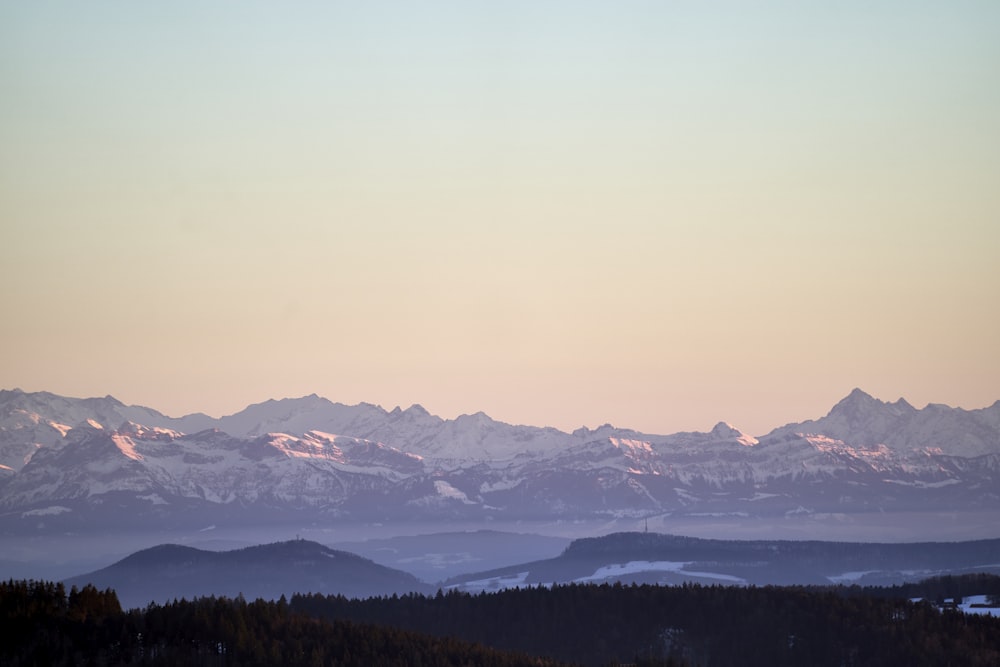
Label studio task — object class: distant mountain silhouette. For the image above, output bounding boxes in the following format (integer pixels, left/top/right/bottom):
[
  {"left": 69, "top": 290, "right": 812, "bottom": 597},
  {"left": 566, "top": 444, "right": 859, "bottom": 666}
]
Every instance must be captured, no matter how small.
[
  {"left": 444, "top": 531, "right": 1000, "bottom": 591},
  {"left": 65, "top": 539, "right": 431, "bottom": 609}
]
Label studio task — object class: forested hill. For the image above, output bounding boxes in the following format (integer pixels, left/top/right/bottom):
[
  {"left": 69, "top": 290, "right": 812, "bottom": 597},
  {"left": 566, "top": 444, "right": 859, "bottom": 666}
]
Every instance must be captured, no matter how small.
[
  {"left": 445, "top": 531, "right": 1000, "bottom": 589},
  {"left": 293, "top": 577, "right": 1000, "bottom": 666},
  {"left": 563, "top": 532, "right": 1000, "bottom": 576},
  {"left": 5, "top": 576, "right": 1000, "bottom": 666},
  {"left": 0, "top": 580, "right": 563, "bottom": 667},
  {"left": 64, "top": 539, "right": 431, "bottom": 608}
]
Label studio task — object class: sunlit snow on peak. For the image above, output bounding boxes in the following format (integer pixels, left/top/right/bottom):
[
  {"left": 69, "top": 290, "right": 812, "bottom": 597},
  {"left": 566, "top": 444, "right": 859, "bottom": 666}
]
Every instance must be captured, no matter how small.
[
  {"left": 110, "top": 434, "right": 143, "bottom": 462},
  {"left": 48, "top": 420, "right": 72, "bottom": 437},
  {"left": 609, "top": 437, "right": 654, "bottom": 454},
  {"left": 710, "top": 421, "right": 758, "bottom": 446}
]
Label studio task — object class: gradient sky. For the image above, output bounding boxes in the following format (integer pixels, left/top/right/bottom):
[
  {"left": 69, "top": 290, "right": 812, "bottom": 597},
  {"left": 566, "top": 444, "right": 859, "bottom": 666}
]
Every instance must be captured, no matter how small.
[{"left": 2, "top": 1, "right": 998, "bottom": 436}]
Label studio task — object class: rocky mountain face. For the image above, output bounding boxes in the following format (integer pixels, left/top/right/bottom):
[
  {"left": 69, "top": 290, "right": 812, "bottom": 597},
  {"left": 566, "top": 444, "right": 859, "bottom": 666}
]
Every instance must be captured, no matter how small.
[{"left": 0, "top": 388, "right": 997, "bottom": 532}]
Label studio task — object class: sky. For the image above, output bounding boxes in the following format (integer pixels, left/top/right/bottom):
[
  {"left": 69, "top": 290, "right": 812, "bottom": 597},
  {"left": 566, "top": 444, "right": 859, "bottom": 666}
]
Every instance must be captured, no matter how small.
[{"left": 2, "top": 1, "right": 998, "bottom": 436}]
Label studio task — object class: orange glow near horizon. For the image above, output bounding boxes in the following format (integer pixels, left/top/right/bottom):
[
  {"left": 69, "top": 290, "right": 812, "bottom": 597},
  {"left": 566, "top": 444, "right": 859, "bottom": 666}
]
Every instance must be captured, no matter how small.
[{"left": 1, "top": 2, "right": 998, "bottom": 436}]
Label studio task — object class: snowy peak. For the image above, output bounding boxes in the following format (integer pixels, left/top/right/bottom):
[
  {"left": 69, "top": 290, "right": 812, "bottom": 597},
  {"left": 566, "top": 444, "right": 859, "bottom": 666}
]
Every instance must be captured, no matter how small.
[
  {"left": 767, "top": 389, "right": 1000, "bottom": 458},
  {"left": 453, "top": 411, "right": 497, "bottom": 431},
  {"left": 826, "top": 388, "right": 916, "bottom": 423},
  {"left": 573, "top": 423, "right": 641, "bottom": 441},
  {"left": 827, "top": 388, "right": 879, "bottom": 419},
  {"left": 777, "top": 388, "right": 919, "bottom": 448},
  {"left": 2, "top": 388, "right": 1000, "bottom": 527},
  {"left": 116, "top": 421, "right": 182, "bottom": 441},
  {"left": 709, "top": 421, "right": 758, "bottom": 445},
  {"left": 217, "top": 395, "right": 389, "bottom": 439}
]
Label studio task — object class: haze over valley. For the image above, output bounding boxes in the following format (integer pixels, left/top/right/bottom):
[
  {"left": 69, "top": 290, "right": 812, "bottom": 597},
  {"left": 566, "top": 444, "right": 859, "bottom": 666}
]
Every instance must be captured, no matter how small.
[{"left": 1, "top": 387, "right": 997, "bottom": 585}]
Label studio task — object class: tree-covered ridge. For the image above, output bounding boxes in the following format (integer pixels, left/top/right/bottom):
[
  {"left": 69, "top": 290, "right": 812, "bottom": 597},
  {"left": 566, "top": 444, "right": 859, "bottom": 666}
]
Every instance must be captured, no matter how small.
[
  {"left": 4, "top": 576, "right": 1000, "bottom": 666},
  {"left": 860, "top": 572, "right": 1000, "bottom": 603},
  {"left": 0, "top": 579, "right": 563, "bottom": 667},
  {"left": 444, "top": 531, "right": 1000, "bottom": 588},
  {"left": 293, "top": 577, "right": 1000, "bottom": 667}
]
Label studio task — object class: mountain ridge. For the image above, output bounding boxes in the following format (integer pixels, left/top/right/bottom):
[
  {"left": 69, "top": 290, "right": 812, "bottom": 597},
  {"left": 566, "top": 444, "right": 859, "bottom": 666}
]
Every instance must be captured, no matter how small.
[
  {"left": 64, "top": 538, "right": 432, "bottom": 608},
  {"left": 443, "top": 530, "right": 1000, "bottom": 591},
  {"left": 1, "top": 388, "right": 998, "bottom": 534}
]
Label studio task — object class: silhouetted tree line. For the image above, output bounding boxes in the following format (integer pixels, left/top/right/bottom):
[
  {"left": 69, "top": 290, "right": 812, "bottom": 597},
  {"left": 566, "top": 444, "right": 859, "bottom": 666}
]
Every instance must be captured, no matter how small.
[
  {"left": 851, "top": 572, "right": 1000, "bottom": 603},
  {"left": 5, "top": 576, "right": 1000, "bottom": 666},
  {"left": 292, "top": 577, "right": 1000, "bottom": 666},
  {"left": 0, "top": 579, "right": 563, "bottom": 667}
]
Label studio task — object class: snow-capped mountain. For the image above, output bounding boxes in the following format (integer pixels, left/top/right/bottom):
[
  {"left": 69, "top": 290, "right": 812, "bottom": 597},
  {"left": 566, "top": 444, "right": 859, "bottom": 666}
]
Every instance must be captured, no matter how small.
[
  {"left": 769, "top": 387, "right": 1000, "bottom": 458},
  {"left": 0, "top": 388, "right": 997, "bottom": 532}
]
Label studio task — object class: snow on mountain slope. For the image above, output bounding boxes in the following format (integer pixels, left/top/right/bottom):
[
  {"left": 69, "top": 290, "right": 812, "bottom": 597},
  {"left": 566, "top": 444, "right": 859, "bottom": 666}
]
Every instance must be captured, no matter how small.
[
  {"left": 769, "top": 388, "right": 1000, "bottom": 458},
  {"left": 0, "top": 389, "right": 211, "bottom": 471},
  {"left": 0, "top": 422, "right": 426, "bottom": 512},
  {"left": 222, "top": 399, "right": 576, "bottom": 464},
  {"left": 215, "top": 395, "right": 389, "bottom": 439},
  {"left": 0, "top": 388, "right": 998, "bottom": 527}
]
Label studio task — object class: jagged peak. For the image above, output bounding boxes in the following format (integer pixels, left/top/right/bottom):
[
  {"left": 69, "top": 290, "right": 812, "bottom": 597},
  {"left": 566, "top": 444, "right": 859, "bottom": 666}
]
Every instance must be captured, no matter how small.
[
  {"left": 893, "top": 397, "right": 916, "bottom": 411},
  {"left": 828, "top": 389, "right": 931, "bottom": 420},
  {"left": 578, "top": 423, "right": 617, "bottom": 434},
  {"left": 454, "top": 411, "right": 494, "bottom": 425},
  {"left": 827, "top": 388, "right": 882, "bottom": 415},
  {"left": 289, "top": 394, "right": 331, "bottom": 407},
  {"left": 80, "top": 394, "right": 126, "bottom": 408},
  {"left": 844, "top": 387, "right": 876, "bottom": 403},
  {"left": 710, "top": 421, "right": 741, "bottom": 437},
  {"left": 249, "top": 394, "right": 319, "bottom": 408},
  {"left": 709, "top": 421, "right": 758, "bottom": 446}
]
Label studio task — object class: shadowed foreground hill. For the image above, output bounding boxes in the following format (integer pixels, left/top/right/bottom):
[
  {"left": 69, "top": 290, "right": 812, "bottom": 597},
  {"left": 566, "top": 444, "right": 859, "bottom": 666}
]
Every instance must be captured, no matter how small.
[
  {"left": 294, "top": 577, "right": 1000, "bottom": 666},
  {"left": 1, "top": 580, "right": 561, "bottom": 667},
  {"left": 5, "top": 576, "right": 1000, "bottom": 666},
  {"left": 444, "top": 531, "right": 1000, "bottom": 590},
  {"left": 64, "top": 539, "right": 431, "bottom": 609}
]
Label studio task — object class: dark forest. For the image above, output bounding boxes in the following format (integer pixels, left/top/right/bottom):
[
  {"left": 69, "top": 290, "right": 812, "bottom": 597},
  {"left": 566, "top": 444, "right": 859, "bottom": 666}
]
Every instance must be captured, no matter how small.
[{"left": 3, "top": 576, "right": 1000, "bottom": 666}]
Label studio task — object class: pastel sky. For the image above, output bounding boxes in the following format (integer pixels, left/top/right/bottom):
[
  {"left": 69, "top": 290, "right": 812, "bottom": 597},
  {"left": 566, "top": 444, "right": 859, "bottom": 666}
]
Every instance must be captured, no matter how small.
[{"left": 2, "top": 1, "right": 998, "bottom": 436}]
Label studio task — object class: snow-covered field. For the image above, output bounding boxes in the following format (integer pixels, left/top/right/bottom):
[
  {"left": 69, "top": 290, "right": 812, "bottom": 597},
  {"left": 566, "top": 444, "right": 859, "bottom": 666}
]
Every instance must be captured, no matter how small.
[
  {"left": 956, "top": 596, "right": 1000, "bottom": 617},
  {"left": 575, "top": 560, "right": 746, "bottom": 584},
  {"left": 449, "top": 572, "right": 531, "bottom": 593}
]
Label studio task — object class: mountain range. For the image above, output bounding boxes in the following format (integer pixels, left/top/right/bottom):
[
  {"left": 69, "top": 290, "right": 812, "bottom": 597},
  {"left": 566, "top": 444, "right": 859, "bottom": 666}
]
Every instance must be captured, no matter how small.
[{"left": 1, "top": 388, "right": 998, "bottom": 535}]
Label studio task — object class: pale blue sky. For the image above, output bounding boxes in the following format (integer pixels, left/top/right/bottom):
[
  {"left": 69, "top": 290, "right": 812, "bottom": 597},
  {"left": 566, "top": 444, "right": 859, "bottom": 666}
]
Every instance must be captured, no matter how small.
[{"left": 2, "top": 2, "right": 998, "bottom": 434}]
